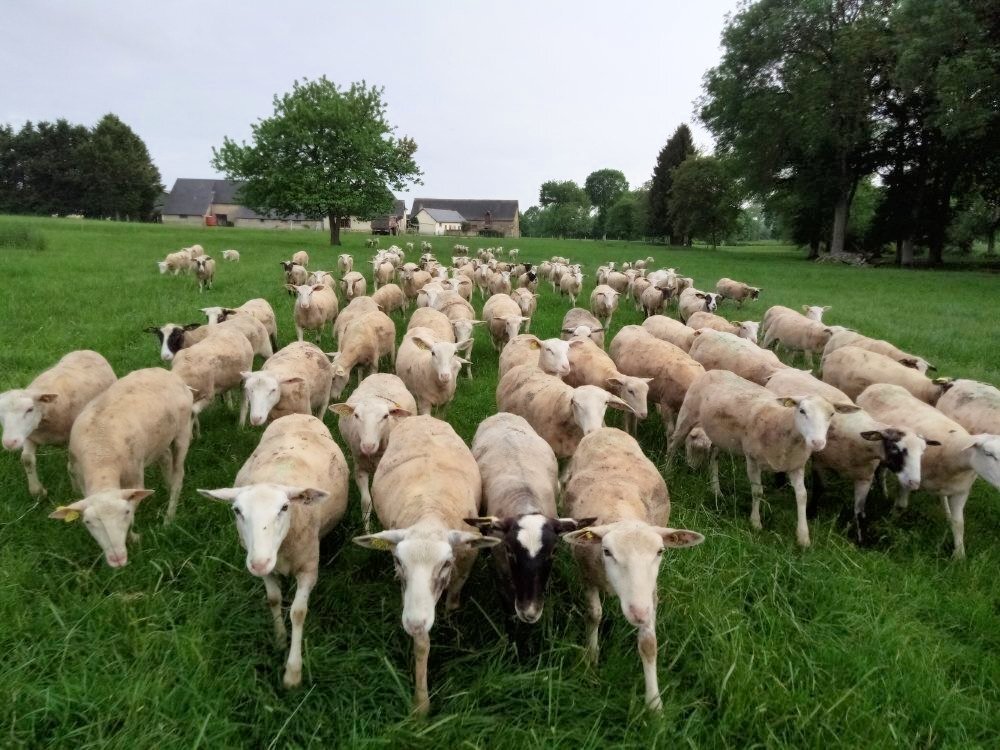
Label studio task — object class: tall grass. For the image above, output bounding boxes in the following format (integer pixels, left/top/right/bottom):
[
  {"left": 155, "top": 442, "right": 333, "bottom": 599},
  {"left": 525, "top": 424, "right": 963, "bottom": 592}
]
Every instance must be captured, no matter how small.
[{"left": 0, "top": 221, "right": 47, "bottom": 251}]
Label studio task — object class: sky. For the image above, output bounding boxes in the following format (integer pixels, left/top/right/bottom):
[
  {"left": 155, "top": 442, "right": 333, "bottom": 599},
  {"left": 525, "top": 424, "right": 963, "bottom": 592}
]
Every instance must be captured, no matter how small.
[{"left": 1, "top": 0, "right": 740, "bottom": 211}]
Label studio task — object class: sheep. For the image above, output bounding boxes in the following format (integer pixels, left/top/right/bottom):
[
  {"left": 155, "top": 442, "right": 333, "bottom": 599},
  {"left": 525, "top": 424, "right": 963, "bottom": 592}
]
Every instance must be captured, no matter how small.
[
  {"left": 371, "top": 283, "right": 406, "bottom": 315},
  {"left": 334, "top": 296, "right": 380, "bottom": 342},
  {"left": 170, "top": 327, "right": 254, "bottom": 422},
  {"left": 193, "top": 255, "right": 216, "bottom": 292},
  {"left": 433, "top": 293, "right": 481, "bottom": 365},
  {"left": 307, "top": 270, "right": 336, "bottom": 286},
  {"left": 559, "top": 270, "right": 583, "bottom": 306},
  {"left": 760, "top": 304, "right": 829, "bottom": 338},
  {"left": 341, "top": 271, "right": 367, "bottom": 300},
  {"left": 609, "top": 326, "right": 705, "bottom": 435},
  {"left": 395, "top": 327, "right": 469, "bottom": 415},
  {"left": 823, "top": 330, "right": 935, "bottom": 374},
  {"left": 483, "top": 294, "right": 526, "bottom": 351},
  {"left": 634, "top": 256, "right": 655, "bottom": 269},
  {"left": 605, "top": 271, "right": 629, "bottom": 293},
  {"left": 561, "top": 428, "right": 704, "bottom": 710},
  {"left": 466, "top": 413, "right": 590, "bottom": 623},
  {"left": 668, "top": 369, "right": 846, "bottom": 546},
  {"left": 335, "top": 254, "right": 353, "bottom": 275},
  {"left": 222, "top": 249, "right": 240, "bottom": 262},
  {"left": 677, "top": 288, "right": 722, "bottom": 322},
  {"left": 821, "top": 346, "right": 952, "bottom": 404},
  {"left": 1, "top": 351, "right": 116, "bottom": 498},
  {"left": 936, "top": 379, "right": 1000, "bottom": 436},
  {"left": 688, "top": 328, "right": 788, "bottom": 385},
  {"left": 560, "top": 308, "right": 605, "bottom": 348},
  {"left": 564, "top": 336, "right": 651, "bottom": 421},
  {"left": 287, "top": 283, "right": 339, "bottom": 345},
  {"left": 202, "top": 298, "right": 279, "bottom": 352},
  {"left": 631, "top": 277, "right": 652, "bottom": 310},
  {"left": 327, "top": 311, "right": 396, "bottom": 398},
  {"left": 407, "top": 307, "right": 456, "bottom": 342},
  {"left": 242, "top": 342, "right": 333, "bottom": 427},
  {"left": 280, "top": 261, "right": 309, "bottom": 287},
  {"left": 351, "top": 416, "right": 499, "bottom": 715},
  {"left": 762, "top": 314, "right": 841, "bottom": 367},
  {"left": 715, "top": 277, "right": 761, "bottom": 306},
  {"left": 373, "top": 260, "right": 395, "bottom": 289},
  {"left": 640, "top": 284, "right": 671, "bottom": 318},
  {"left": 329, "top": 374, "right": 415, "bottom": 532},
  {"left": 488, "top": 270, "right": 513, "bottom": 297},
  {"left": 686, "top": 311, "right": 760, "bottom": 343},
  {"left": 144, "top": 322, "right": 213, "bottom": 362},
  {"left": 216, "top": 311, "right": 274, "bottom": 359},
  {"left": 590, "top": 285, "right": 621, "bottom": 327},
  {"left": 642, "top": 315, "right": 699, "bottom": 352},
  {"left": 857, "top": 383, "right": 1000, "bottom": 559},
  {"left": 685, "top": 426, "right": 713, "bottom": 469},
  {"left": 510, "top": 288, "right": 538, "bottom": 332},
  {"left": 445, "top": 274, "right": 473, "bottom": 301},
  {"left": 516, "top": 270, "right": 538, "bottom": 292},
  {"left": 49, "top": 368, "right": 194, "bottom": 565},
  {"left": 498, "top": 334, "right": 581, "bottom": 377},
  {"left": 495, "top": 365, "right": 634, "bottom": 458},
  {"left": 197, "top": 414, "right": 348, "bottom": 687},
  {"left": 161, "top": 250, "right": 193, "bottom": 275},
  {"left": 765, "top": 369, "right": 934, "bottom": 531},
  {"left": 292, "top": 250, "right": 309, "bottom": 267}
]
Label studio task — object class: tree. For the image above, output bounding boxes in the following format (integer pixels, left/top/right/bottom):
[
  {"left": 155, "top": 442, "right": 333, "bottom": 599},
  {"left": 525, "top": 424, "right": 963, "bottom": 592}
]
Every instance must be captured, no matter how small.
[
  {"left": 212, "top": 77, "right": 421, "bottom": 245},
  {"left": 81, "top": 114, "right": 163, "bottom": 220},
  {"left": 539, "top": 179, "right": 588, "bottom": 207},
  {"left": 648, "top": 124, "right": 696, "bottom": 242},
  {"left": 668, "top": 156, "right": 741, "bottom": 248}
]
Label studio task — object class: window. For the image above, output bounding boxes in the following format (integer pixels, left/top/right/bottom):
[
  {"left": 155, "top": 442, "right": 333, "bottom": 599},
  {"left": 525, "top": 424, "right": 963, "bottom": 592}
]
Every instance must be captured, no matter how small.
[
  {"left": 179, "top": 214, "right": 188, "bottom": 219},
  {"left": 484, "top": 211, "right": 492, "bottom": 226}
]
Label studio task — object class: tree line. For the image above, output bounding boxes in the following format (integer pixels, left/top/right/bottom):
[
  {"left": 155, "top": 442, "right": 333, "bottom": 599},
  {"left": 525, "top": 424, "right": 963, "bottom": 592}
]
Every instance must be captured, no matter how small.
[{"left": 0, "top": 114, "right": 163, "bottom": 221}]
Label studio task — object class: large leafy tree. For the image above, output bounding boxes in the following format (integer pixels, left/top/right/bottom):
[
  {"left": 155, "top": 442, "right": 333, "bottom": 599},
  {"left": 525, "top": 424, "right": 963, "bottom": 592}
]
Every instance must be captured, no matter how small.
[
  {"left": 585, "top": 169, "right": 628, "bottom": 239},
  {"left": 648, "top": 124, "right": 696, "bottom": 242},
  {"left": 539, "top": 180, "right": 588, "bottom": 207},
  {"left": 81, "top": 114, "right": 163, "bottom": 220},
  {"left": 213, "top": 77, "right": 421, "bottom": 246},
  {"left": 668, "top": 156, "right": 741, "bottom": 249}
]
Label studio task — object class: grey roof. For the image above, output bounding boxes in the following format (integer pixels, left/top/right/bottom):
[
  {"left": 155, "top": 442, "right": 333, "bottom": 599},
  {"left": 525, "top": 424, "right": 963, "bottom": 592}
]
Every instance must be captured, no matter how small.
[
  {"left": 410, "top": 198, "right": 518, "bottom": 222},
  {"left": 420, "top": 208, "right": 465, "bottom": 223},
  {"left": 163, "top": 178, "right": 310, "bottom": 220}
]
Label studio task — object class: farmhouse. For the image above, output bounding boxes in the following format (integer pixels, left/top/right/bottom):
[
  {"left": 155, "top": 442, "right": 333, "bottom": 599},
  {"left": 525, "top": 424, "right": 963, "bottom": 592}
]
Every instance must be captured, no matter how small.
[
  {"left": 414, "top": 208, "right": 465, "bottom": 236},
  {"left": 409, "top": 198, "right": 520, "bottom": 237},
  {"left": 349, "top": 199, "right": 408, "bottom": 235}
]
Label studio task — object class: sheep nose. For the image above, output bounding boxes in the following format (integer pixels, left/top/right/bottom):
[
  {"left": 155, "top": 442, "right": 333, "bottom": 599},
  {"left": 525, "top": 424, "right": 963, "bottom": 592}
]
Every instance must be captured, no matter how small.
[
  {"left": 403, "top": 616, "right": 429, "bottom": 635},
  {"left": 516, "top": 603, "right": 542, "bottom": 624},
  {"left": 2, "top": 438, "right": 19, "bottom": 450},
  {"left": 106, "top": 554, "right": 128, "bottom": 568},
  {"left": 438, "top": 373, "right": 451, "bottom": 384},
  {"left": 361, "top": 442, "right": 379, "bottom": 455},
  {"left": 627, "top": 604, "right": 650, "bottom": 625},
  {"left": 810, "top": 439, "right": 826, "bottom": 451},
  {"left": 248, "top": 558, "right": 272, "bottom": 576},
  {"left": 906, "top": 479, "right": 920, "bottom": 490}
]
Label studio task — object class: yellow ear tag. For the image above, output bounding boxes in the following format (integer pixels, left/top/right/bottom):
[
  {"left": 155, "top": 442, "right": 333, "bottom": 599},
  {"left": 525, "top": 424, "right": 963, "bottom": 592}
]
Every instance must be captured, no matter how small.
[
  {"left": 529, "top": 339, "right": 541, "bottom": 350},
  {"left": 369, "top": 538, "right": 393, "bottom": 551},
  {"left": 60, "top": 509, "right": 80, "bottom": 523},
  {"left": 580, "top": 530, "right": 596, "bottom": 541}
]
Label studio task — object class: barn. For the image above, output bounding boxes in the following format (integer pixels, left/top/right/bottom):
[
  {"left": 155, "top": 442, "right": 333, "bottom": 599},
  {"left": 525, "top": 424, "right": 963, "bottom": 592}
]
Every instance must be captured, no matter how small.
[
  {"left": 414, "top": 208, "right": 465, "bottom": 236},
  {"left": 409, "top": 198, "right": 520, "bottom": 237}
]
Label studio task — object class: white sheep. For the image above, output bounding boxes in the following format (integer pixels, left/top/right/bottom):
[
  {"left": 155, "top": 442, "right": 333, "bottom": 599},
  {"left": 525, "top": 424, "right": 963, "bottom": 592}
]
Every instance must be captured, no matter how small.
[
  {"left": 395, "top": 327, "right": 469, "bottom": 415},
  {"left": 589, "top": 285, "right": 620, "bottom": 328},
  {"left": 337, "top": 253, "right": 354, "bottom": 275},
  {"left": 559, "top": 270, "right": 583, "bottom": 306},
  {"left": 242, "top": 342, "right": 333, "bottom": 427},
  {"left": 510, "top": 288, "right": 538, "bottom": 332},
  {"left": 202, "top": 298, "right": 278, "bottom": 353},
  {"left": 498, "top": 334, "right": 581, "bottom": 377},
  {"left": 686, "top": 311, "right": 760, "bottom": 343},
  {"left": 341, "top": 271, "right": 367, "bottom": 300},
  {"left": 823, "top": 329, "right": 934, "bottom": 374},
  {"left": 821, "top": 346, "right": 951, "bottom": 404},
  {"left": 715, "top": 277, "right": 761, "bottom": 306},
  {"left": 936, "top": 379, "right": 1000, "bottom": 436},
  {"left": 334, "top": 296, "right": 380, "bottom": 342},
  {"left": 287, "top": 283, "right": 339, "bottom": 344},
  {"left": 565, "top": 335, "right": 652, "bottom": 421},
  {"left": 687, "top": 328, "right": 788, "bottom": 385},
  {"left": 326, "top": 311, "right": 396, "bottom": 398},
  {"left": 193, "top": 255, "right": 216, "bottom": 292},
  {"left": 222, "top": 249, "right": 240, "bottom": 262},
  {"left": 760, "top": 304, "right": 829, "bottom": 339},
  {"left": 561, "top": 308, "right": 605, "bottom": 348},
  {"left": 170, "top": 327, "right": 254, "bottom": 422},
  {"left": 677, "top": 288, "right": 722, "bottom": 322},
  {"left": 371, "top": 283, "right": 406, "bottom": 315},
  {"left": 292, "top": 250, "right": 309, "bottom": 267},
  {"left": 483, "top": 294, "right": 526, "bottom": 351},
  {"left": 642, "top": 315, "right": 699, "bottom": 352}
]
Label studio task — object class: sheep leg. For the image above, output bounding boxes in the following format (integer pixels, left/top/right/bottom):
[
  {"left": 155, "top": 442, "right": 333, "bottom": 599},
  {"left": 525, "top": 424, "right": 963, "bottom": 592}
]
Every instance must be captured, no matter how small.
[
  {"left": 664, "top": 406, "right": 692, "bottom": 464},
  {"left": 412, "top": 631, "right": 431, "bottom": 716},
  {"left": 584, "top": 586, "right": 602, "bottom": 665},
  {"left": 638, "top": 625, "right": 662, "bottom": 711},
  {"left": 262, "top": 574, "right": 287, "bottom": 647},
  {"left": 357, "top": 470, "right": 373, "bottom": 533},
  {"left": 239, "top": 392, "right": 249, "bottom": 427},
  {"left": 804, "top": 350, "right": 815, "bottom": 369},
  {"left": 746, "top": 456, "right": 765, "bottom": 530},
  {"left": 67, "top": 457, "right": 82, "bottom": 494},
  {"left": 790, "top": 466, "right": 810, "bottom": 547},
  {"left": 165, "top": 422, "right": 192, "bottom": 525},
  {"left": 283, "top": 568, "right": 317, "bottom": 688},
  {"left": 947, "top": 492, "right": 968, "bottom": 560},
  {"left": 895, "top": 486, "right": 910, "bottom": 510},
  {"left": 295, "top": 326, "right": 304, "bottom": 343},
  {"left": 445, "top": 549, "right": 475, "bottom": 612},
  {"left": 21, "top": 440, "right": 45, "bottom": 498},
  {"left": 709, "top": 447, "right": 721, "bottom": 498},
  {"left": 853, "top": 476, "right": 874, "bottom": 542}
]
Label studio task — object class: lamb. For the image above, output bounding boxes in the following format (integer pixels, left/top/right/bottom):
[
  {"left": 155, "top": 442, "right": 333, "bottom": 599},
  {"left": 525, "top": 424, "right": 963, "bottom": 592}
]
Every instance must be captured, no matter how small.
[
  {"left": 1, "top": 351, "right": 116, "bottom": 498},
  {"left": 686, "top": 311, "right": 760, "bottom": 343},
  {"left": 483, "top": 294, "right": 526, "bottom": 351},
  {"left": 668, "top": 369, "right": 847, "bottom": 546},
  {"left": 161, "top": 250, "right": 193, "bottom": 275},
  {"left": 642, "top": 315, "right": 699, "bottom": 352},
  {"left": 561, "top": 428, "right": 704, "bottom": 710},
  {"left": 762, "top": 314, "right": 840, "bottom": 366},
  {"left": 329, "top": 374, "right": 415, "bottom": 532},
  {"left": 590, "top": 285, "right": 621, "bottom": 327},
  {"left": 341, "top": 271, "right": 367, "bottom": 300},
  {"left": 193, "top": 255, "right": 216, "bottom": 292},
  {"left": 823, "top": 330, "right": 935, "bottom": 374},
  {"left": 395, "top": 327, "right": 469, "bottom": 415},
  {"left": 495, "top": 365, "right": 633, "bottom": 458},
  {"left": 857, "top": 383, "right": 1000, "bottom": 559},
  {"left": 465, "top": 413, "right": 590, "bottom": 623},
  {"left": 170, "top": 327, "right": 254, "bottom": 421},
  {"left": 677, "top": 288, "right": 722, "bottom": 322},
  {"left": 287, "top": 283, "right": 339, "bottom": 345},
  {"left": 564, "top": 336, "right": 651, "bottom": 420},
  {"left": 202, "top": 298, "right": 278, "bottom": 352},
  {"left": 334, "top": 296, "right": 380, "bottom": 342},
  {"left": 49, "top": 368, "right": 194, "bottom": 565},
  {"left": 281, "top": 261, "right": 309, "bottom": 287},
  {"left": 144, "top": 322, "right": 213, "bottom": 362},
  {"left": 222, "top": 249, "right": 240, "bottom": 262},
  {"left": 371, "top": 283, "right": 406, "bottom": 315},
  {"left": 337, "top": 253, "right": 353, "bottom": 275},
  {"left": 242, "top": 342, "right": 334, "bottom": 427},
  {"left": 326, "top": 311, "right": 396, "bottom": 398},
  {"left": 609, "top": 325, "right": 705, "bottom": 435},
  {"left": 765, "top": 369, "right": 934, "bottom": 529},
  {"left": 936, "top": 379, "right": 1000, "bottom": 436},
  {"left": 498, "top": 334, "right": 581, "bottom": 377},
  {"left": 760, "top": 304, "right": 829, "bottom": 338},
  {"left": 198, "top": 414, "right": 349, "bottom": 687},
  {"left": 510, "top": 288, "right": 538, "bottom": 332},
  {"left": 821, "top": 346, "right": 952, "bottom": 404},
  {"left": 351, "top": 416, "right": 499, "bottom": 715},
  {"left": 715, "top": 277, "right": 761, "bottom": 306},
  {"left": 687, "top": 329, "right": 788, "bottom": 385},
  {"left": 292, "top": 250, "right": 309, "bottom": 267},
  {"left": 561, "top": 308, "right": 605, "bottom": 348},
  {"left": 559, "top": 269, "right": 583, "bottom": 306}
]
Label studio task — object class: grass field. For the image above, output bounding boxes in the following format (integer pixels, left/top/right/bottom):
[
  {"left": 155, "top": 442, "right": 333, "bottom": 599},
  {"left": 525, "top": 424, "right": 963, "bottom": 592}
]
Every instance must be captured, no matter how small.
[{"left": 1, "top": 215, "right": 998, "bottom": 749}]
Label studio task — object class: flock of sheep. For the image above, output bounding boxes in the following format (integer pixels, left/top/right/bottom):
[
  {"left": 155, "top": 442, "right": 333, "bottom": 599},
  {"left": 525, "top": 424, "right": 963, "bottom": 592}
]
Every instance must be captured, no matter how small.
[{"left": 2, "top": 239, "right": 999, "bottom": 717}]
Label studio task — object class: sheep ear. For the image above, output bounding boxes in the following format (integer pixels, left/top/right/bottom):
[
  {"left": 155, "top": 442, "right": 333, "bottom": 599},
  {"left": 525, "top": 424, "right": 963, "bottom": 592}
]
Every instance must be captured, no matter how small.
[
  {"left": 463, "top": 516, "right": 501, "bottom": 534},
  {"left": 563, "top": 525, "right": 611, "bottom": 546},
  {"left": 328, "top": 403, "right": 354, "bottom": 417},
  {"left": 526, "top": 336, "right": 542, "bottom": 350},
  {"left": 35, "top": 393, "right": 59, "bottom": 404},
  {"left": 411, "top": 336, "right": 433, "bottom": 351},
  {"left": 658, "top": 528, "right": 705, "bottom": 548},
  {"left": 777, "top": 397, "right": 799, "bottom": 408},
  {"left": 353, "top": 530, "right": 404, "bottom": 551},
  {"left": 568, "top": 338, "right": 586, "bottom": 348},
  {"left": 287, "top": 488, "right": 328, "bottom": 505},
  {"left": 285, "top": 284, "right": 298, "bottom": 292},
  {"left": 197, "top": 488, "right": 243, "bottom": 503},
  {"left": 282, "top": 377, "right": 305, "bottom": 385},
  {"left": 606, "top": 394, "right": 635, "bottom": 414},
  {"left": 49, "top": 499, "right": 89, "bottom": 521},
  {"left": 448, "top": 530, "right": 501, "bottom": 549},
  {"left": 833, "top": 403, "right": 861, "bottom": 414},
  {"left": 860, "top": 431, "right": 883, "bottom": 442},
  {"left": 120, "top": 489, "right": 153, "bottom": 503},
  {"left": 553, "top": 517, "right": 597, "bottom": 534},
  {"left": 389, "top": 406, "right": 412, "bottom": 417},
  {"left": 606, "top": 376, "right": 626, "bottom": 388}
]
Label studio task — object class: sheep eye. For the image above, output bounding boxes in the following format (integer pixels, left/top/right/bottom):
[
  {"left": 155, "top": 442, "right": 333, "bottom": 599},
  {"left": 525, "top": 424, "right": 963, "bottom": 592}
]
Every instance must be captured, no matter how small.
[
  {"left": 281, "top": 503, "right": 289, "bottom": 512},
  {"left": 233, "top": 507, "right": 242, "bottom": 516},
  {"left": 26, "top": 407, "right": 34, "bottom": 413},
  {"left": 656, "top": 548, "right": 664, "bottom": 556},
  {"left": 799, "top": 409, "right": 806, "bottom": 415},
  {"left": 381, "top": 414, "right": 389, "bottom": 421},
  {"left": 602, "top": 548, "right": 613, "bottom": 559}
]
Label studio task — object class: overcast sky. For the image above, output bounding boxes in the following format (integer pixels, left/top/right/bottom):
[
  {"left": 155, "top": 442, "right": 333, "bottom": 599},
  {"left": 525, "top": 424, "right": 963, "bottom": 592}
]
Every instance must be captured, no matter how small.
[{"left": 2, "top": 0, "right": 739, "bottom": 211}]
